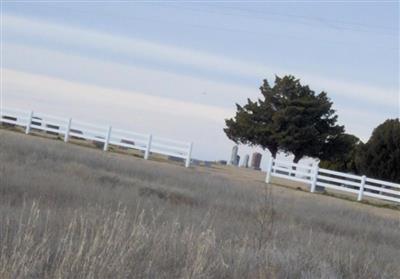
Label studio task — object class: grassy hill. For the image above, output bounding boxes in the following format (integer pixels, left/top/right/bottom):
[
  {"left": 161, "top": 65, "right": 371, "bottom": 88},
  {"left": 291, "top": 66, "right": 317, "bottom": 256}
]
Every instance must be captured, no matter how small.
[{"left": 0, "top": 129, "right": 399, "bottom": 278}]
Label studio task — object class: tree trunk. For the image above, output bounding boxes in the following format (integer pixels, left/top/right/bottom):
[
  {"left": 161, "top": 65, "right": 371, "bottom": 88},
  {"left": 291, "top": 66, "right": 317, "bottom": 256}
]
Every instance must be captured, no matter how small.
[
  {"left": 292, "top": 154, "right": 303, "bottom": 176},
  {"left": 269, "top": 146, "right": 278, "bottom": 159},
  {"left": 293, "top": 154, "right": 303, "bottom": 164}
]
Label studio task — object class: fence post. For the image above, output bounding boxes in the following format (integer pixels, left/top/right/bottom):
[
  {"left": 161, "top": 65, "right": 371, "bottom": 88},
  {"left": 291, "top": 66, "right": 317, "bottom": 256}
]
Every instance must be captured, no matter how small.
[
  {"left": 265, "top": 156, "right": 274, "bottom": 183},
  {"left": 310, "top": 163, "right": 319, "bottom": 193},
  {"left": 103, "top": 125, "right": 112, "bottom": 151},
  {"left": 25, "top": 110, "right": 33, "bottom": 134},
  {"left": 64, "top": 118, "right": 72, "bottom": 143},
  {"left": 144, "top": 134, "right": 152, "bottom": 160},
  {"left": 357, "top": 175, "right": 366, "bottom": 201},
  {"left": 185, "top": 142, "right": 193, "bottom": 168}
]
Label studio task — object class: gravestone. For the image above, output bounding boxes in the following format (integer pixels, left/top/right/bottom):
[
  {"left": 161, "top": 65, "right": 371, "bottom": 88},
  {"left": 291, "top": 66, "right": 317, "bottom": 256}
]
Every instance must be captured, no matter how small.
[
  {"left": 251, "top": 152, "right": 262, "bottom": 170},
  {"left": 241, "top": 154, "right": 249, "bottom": 168}
]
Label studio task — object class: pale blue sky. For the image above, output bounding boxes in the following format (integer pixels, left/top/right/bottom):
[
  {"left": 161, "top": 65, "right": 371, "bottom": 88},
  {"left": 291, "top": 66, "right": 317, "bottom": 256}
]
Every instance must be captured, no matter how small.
[{"left": 2, "top": 1, "right": 399, "bottom": 163}]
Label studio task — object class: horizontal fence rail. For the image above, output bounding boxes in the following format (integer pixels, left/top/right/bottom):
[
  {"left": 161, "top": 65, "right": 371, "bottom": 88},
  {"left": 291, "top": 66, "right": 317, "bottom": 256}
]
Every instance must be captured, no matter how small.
[
  {"left": 0, "top": 107, "right": 193, "bottom": 167},
  {"left": 265, "top": 157, "right": 400, "bottom": 204}
]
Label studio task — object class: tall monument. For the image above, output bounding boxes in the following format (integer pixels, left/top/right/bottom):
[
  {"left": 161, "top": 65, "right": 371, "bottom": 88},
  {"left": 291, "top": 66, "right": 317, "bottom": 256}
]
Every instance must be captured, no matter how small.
[{"left": 230, "top": 145, "right": 239, "bottom": 166}]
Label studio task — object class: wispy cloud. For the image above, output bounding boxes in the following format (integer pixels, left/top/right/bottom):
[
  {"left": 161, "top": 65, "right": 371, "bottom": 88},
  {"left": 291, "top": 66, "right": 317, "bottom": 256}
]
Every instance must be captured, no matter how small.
[
  {"left": 4, "top": 69, "right": 233, "bottom": 124},
  {"left": 5, "top": 14, "right": 398, "bottom": 109},
  {"left": 4, "top": 43, "right": 257, "bottom": 109}
]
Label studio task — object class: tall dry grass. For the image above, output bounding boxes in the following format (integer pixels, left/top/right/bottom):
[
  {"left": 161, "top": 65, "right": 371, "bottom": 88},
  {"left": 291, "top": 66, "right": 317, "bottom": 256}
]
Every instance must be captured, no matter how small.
[{"left": 0, "top": 129, "right": 399, "bottom": 278}]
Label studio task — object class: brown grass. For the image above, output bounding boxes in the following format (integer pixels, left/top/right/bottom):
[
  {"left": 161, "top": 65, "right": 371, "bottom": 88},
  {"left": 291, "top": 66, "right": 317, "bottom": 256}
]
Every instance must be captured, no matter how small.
[{"left": 0, "top": 128, "right": 399, "bottom": 278}]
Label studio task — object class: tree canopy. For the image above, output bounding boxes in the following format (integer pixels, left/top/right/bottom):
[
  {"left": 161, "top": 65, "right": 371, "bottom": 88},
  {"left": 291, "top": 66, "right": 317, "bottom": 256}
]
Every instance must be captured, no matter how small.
[
  {"left": 355, "top": 119, "right": 400, "bottom": 183},
  {"left": 224, "top": 75, "right": 345, "bottom": 162}
]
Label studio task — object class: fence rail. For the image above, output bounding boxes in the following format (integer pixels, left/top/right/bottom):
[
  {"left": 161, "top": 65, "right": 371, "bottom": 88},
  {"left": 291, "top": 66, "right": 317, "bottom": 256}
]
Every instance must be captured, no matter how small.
[
  {"left": 0, "top": 107, "right": 193, "bottom": 167},
  {"left": 265, "top": 157, "right": 400, "bottom": 204}
]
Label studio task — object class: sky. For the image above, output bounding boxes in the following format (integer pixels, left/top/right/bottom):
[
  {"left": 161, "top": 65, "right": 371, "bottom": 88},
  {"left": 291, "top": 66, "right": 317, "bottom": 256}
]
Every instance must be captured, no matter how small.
[{"left": 1, "top": 1, "right": 399, "bottom": 168}]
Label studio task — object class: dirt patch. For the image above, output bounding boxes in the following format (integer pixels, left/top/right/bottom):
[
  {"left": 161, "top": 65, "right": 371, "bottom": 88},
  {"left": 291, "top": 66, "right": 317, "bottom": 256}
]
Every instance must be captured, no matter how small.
[
  {"left": 138, "top": 187, "right": 199, "bottom": 207},
  {"left": 98, "top": 174, "right": 120, "bottom": 187}
]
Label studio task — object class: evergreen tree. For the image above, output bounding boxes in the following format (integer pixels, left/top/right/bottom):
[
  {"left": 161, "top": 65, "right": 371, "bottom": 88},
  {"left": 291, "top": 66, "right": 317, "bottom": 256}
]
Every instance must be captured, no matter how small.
[
  {"left": 356, "top": 119, "right": 400, "bottom": 183},
  {"left": 224, "top": 75, "right": 345, "bottom": 163}
]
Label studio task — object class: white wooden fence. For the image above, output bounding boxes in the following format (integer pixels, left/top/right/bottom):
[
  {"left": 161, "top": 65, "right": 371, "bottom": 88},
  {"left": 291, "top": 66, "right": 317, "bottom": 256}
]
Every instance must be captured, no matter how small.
[
  {"left": 0, "top": 107, "right": 193, "bottom": 167},
  {"left": 265, "top": 157, "right": 400, "bottom": 204}
]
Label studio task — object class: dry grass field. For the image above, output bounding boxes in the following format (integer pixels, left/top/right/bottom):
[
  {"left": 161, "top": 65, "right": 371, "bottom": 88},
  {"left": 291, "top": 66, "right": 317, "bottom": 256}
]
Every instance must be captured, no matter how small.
[{"left": 0, "top": 129, "right": 399, "bottom": 279}]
